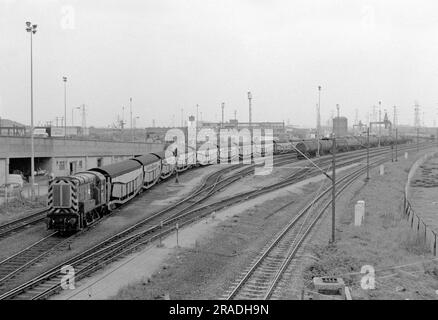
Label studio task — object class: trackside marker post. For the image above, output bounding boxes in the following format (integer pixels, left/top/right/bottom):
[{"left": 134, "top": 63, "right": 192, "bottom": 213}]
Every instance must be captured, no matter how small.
[
  {"left": 354, "top": 200, "right": 365, "bottom": 226},
  {"left": 176, "top": 222, "right": 179, "bottom": 247},
  {"left": 158, "top": 221, "right": 164, "bottom": 247}
]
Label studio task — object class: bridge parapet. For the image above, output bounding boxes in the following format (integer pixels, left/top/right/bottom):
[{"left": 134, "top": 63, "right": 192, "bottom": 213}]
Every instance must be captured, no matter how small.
[{"left": 0, "top": 136, "right": 164, "bottom": 158}]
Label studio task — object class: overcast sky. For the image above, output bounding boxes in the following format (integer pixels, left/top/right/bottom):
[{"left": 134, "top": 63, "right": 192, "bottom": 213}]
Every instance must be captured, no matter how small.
[{"left": 1, "top": 0, "right": 438, "bottom": 128}]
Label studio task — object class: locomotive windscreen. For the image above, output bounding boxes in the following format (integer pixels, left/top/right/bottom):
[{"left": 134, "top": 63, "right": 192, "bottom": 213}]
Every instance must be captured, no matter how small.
[{"left": 52, "top": 184, "right": 71, "bottom": 208}]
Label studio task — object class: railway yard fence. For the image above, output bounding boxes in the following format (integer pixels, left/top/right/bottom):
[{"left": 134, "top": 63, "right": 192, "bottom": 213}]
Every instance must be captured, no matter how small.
[{"left": 403, "top": 151, "right": 438, "bottom": 256}]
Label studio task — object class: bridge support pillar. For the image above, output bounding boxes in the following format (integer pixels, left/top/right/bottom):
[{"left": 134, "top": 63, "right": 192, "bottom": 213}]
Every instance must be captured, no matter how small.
[{"left": 5, "top": 157, "right": 9, "bottom": 184}]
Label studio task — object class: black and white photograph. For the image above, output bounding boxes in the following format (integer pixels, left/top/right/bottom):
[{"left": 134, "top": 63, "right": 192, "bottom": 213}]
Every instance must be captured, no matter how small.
[{"left": 1, "top": 0, "right": 438, "bottom": 309}]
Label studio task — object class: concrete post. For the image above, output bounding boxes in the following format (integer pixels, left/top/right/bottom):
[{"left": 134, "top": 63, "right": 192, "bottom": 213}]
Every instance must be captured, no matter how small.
[
  {"left": 5, "top": 186, "right": 8, "bottom": 209},
  {"left": 176, "top": 222, "right": 179, "bottom": 247},
  {"left": 5, "top": 157, "right": 9, "bottom": 185},
  {"left": 354, "top": 200, "right": 365, "bottom": 226},
  {"left": 379, "top": 164, "right": 384, "bottom": 175},
  {"left": 158, "top": 221, "right": 164, "bottom": 248}
]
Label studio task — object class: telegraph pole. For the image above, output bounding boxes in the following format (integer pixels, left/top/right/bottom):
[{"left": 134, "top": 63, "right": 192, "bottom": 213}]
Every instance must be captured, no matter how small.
[
  {"left": 331, "top": 133, "right": 336, "bottom": 243},
  {"left": 395, "top": 128, "right": 398, "bottom": 161},
  {"left": 366, "top": 127, "right": 370, "bottom": 181},
  {"left": 316, "top": 85, "right": 321, "bottom": 157},
  {"left": 290, "top": 137, "right": 337, "bottom": 244}
]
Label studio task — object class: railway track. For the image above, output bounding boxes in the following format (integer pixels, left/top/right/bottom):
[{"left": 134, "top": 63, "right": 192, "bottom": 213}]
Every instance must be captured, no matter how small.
[
  {"left": 225, "top": 159, "right": 381, "bottom": 300},
  {"left": 224, "top": 144, "right": 433, "bottom": 300},
  {"left": 0, "top": 153, "right": 295, "bottom": 241},
  {"left": 0, "top": 153, "right": 300, "bottom": 297},
  {"left": 0, "top": 163, "right": 240, "bottom": 294},
  {"left": 0, "top": 146, "right": 395, "bottom": 241},
  {"left": 0, "top": 143, "right": 431, "bottom": 299},
  {"left": 0, "top": 232, "right": 67, "bottom": 287},
  {"left": 0, "top": 208, "right": 48, "bottom": 239}
]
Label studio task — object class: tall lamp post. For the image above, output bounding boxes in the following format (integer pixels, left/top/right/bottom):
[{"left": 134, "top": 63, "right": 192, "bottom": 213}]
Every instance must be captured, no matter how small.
[
  {"left": 247, "top": 91, "right": 252, "bottom": 128},
  {"left": 26, "top": 21, "right": 37, "bottom": 200},
  {"left": 63, "top": 76, "right": 67, "bottom": 137},
  {"left": 317, "top": 85, "right": 321, "bottom": 157}
]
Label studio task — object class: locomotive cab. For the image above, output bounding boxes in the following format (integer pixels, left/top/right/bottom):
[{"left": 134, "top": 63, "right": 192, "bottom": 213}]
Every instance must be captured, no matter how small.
[{"left": 47, "top": 171, "right": 107, "bottom": 233}]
